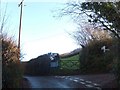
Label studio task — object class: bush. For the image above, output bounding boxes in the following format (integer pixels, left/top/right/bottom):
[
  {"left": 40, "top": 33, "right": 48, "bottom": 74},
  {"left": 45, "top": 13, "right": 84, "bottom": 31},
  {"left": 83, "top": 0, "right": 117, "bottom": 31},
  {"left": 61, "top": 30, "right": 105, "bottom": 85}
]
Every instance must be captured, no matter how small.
[
  {"left": 2, "top": 34, "right": 23, "bottom": 88},
  {"left": 80, "top": 39, "right": 114, "bottom": 73},
  {"left": 79, "top": 37, "right": 120, "bottom": 88},
  {"left": 112, "top": 39, "right": 120, "bottom": 88}
]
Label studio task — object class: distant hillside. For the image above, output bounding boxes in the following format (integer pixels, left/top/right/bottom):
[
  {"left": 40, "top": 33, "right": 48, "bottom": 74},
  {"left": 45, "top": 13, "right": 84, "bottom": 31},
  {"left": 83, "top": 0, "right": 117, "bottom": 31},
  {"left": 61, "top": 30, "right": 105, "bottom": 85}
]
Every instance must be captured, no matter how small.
[{"left": 60, "top": 48, "right": 81, "bottom": 58}]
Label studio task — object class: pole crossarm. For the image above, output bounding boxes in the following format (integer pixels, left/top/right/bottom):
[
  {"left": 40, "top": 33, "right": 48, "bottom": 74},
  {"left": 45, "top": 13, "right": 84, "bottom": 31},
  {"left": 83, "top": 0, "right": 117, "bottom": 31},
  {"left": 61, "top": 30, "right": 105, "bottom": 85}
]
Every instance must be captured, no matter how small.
[{"left": 18, "top": 0, "right": 24, "bottom": 7}]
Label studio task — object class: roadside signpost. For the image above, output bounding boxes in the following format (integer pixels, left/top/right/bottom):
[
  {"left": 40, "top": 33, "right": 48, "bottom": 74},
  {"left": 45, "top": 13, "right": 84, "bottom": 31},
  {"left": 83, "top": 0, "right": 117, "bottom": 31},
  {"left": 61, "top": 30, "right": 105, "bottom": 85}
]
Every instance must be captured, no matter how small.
[{"left": 101, "top": 45, "right": 110, "bottom": 53}]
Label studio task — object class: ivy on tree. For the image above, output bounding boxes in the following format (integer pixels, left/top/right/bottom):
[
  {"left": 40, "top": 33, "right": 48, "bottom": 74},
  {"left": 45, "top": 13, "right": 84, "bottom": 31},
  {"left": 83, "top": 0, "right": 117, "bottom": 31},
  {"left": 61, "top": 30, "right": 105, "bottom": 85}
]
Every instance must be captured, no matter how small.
[
  {"left": 61, "top": 2, "right": 120, "bottom": 39},
  {"left": 81, "top": 2, "right": 120, "bottom": 39}
]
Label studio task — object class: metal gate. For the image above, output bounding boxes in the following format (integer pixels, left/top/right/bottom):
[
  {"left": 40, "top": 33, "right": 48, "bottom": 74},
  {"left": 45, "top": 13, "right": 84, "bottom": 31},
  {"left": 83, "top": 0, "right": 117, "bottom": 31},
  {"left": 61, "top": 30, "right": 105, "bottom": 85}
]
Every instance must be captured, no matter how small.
[{"left": 60, "top": 59, "right": 80, "bottom": 70}]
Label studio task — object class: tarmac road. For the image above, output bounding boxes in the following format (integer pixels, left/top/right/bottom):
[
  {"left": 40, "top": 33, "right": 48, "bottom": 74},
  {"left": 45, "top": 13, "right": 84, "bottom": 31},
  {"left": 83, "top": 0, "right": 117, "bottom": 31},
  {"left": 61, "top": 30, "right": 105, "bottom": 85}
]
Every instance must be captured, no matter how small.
[
  {"left": 24, "top": 76, "right": 86, "bottom": 88},
  {"left": 25, "top": 74, "right": 115, "bottom": 89}
]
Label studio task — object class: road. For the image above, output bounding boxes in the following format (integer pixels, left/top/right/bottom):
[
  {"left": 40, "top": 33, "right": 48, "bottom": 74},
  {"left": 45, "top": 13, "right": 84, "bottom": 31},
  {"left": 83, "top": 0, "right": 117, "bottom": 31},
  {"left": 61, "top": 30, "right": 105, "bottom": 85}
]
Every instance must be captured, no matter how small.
[
  {"left": 24, "top": 74, "right": 116, "bottom": 89},
  {"left": 24, "top": 74, "right": 115, "bottom": 90}
]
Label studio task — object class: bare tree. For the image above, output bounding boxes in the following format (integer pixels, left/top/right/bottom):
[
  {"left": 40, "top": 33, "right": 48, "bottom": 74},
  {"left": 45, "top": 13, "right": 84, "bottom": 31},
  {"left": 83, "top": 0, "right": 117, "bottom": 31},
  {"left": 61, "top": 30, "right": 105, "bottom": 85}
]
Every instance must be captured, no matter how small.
[
  {"left": 0, "top": 3, "right": 8, "bottom": 35},
  {"left": 58, "top": 1, "right": 112, "bottom": 48},
  {"left": 71, "top": 24, "right": 92, "bottom": 48},
  {"left": 71, "top": 24, "right": 112, "bottom": 48},
  {"left": 60, "top": 1, "right": 120, "bottom": 39}
]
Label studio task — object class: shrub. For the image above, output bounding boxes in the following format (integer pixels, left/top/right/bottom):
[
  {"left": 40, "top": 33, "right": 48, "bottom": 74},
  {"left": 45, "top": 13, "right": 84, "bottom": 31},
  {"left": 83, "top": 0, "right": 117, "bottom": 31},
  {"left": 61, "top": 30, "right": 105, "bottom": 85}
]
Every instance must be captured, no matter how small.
[
  {"left": 112, "top": 39, "right": 120, "bottom": 88},
  {"left": 2, "top": 34, "right": 23, "bottom": 88},
  {"left": 79, "top": 38, "right": 114, "bottom": 73}
]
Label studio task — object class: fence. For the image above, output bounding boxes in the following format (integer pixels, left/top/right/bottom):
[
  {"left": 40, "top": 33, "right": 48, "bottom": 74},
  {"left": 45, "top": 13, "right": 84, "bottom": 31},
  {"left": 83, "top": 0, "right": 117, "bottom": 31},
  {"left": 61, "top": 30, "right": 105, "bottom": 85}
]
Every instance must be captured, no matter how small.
[
  {"left": 60, "top": 59, "right": 80, "bottom": 70},
  {"left": 49, "top": 59, "right": 80, "bottom": 75}
]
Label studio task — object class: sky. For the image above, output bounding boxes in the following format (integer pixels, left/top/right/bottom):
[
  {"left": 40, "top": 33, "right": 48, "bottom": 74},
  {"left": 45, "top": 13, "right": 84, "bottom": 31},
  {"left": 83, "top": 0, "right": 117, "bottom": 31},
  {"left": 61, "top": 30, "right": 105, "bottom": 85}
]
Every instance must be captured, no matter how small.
[{"left": 1, "top": 1, "right": 81, "bottom": 61}]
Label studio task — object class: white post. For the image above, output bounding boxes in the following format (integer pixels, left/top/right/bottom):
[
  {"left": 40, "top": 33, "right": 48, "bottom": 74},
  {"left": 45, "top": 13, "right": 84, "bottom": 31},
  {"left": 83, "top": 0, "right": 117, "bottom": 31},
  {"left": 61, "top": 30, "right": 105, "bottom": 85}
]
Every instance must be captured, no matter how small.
[{"left": 101, "top": 45, "right": 110, "bottom": 53}]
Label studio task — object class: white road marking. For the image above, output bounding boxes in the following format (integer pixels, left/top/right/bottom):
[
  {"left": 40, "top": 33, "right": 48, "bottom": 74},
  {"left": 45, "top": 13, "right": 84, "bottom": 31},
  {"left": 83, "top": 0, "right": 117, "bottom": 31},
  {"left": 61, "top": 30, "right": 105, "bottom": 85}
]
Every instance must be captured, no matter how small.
[
  {"left": 80, "top": 82, "right": 86, "bottom": 84},
  {"left": 93, "top": 83, "right": 100, "bottom": 86},
  {"left": 61, "top": 76, "right": 65, "bottom": 78},
  {"left": 75, "top": 77, "right": 79, "bottom": 80},
  {"left": 73, "top": 79, "right": 79, "bottom": 82},
  {"left": 85, "top": 84, "right": 94, "bottom": 88},
  {"left": 85, "top": 81, "right": 92, "bottom": 83},
  {"left": 55, "top": 76, "right": 101, "bottom": 89},
  {"left": 79, "top": 79, "right": 84, "bottom": 81},
  {"left": 57, "top": 76, "right": 61, "bottom": 78},
  {"left": 65, "top": 77, "right": 68, "bottom": 79},
  {"left": 66, "top": 76, "right": 70, "bottom": 78},
  {"left": 69, "top": 78, "right": 73, "bottom": 80}
]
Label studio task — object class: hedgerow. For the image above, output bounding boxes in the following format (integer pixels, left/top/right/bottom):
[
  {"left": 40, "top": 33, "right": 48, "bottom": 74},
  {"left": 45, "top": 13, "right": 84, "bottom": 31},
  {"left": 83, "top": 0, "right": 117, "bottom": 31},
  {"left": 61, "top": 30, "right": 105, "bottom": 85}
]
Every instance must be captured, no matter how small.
[{"left": 2, "top": 34, "right": 23, "bottom": 88}]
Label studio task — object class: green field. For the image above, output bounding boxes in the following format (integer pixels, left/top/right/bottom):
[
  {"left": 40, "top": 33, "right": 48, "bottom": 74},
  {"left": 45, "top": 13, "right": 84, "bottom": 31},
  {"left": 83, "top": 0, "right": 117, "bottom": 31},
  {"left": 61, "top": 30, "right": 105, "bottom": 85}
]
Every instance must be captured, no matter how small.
[
  {"left": 60, "top": 54, "right": 80, "bottom": 70},
  {"left": 50, "top": 54, "right": 80, "bottom": 75}
]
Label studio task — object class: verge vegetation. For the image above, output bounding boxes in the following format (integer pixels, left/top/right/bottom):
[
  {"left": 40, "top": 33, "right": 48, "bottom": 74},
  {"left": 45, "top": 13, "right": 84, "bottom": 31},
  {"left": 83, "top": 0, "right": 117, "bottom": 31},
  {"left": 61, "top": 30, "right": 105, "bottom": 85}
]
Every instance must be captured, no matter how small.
[{"left": 2, "top": 34, "right": 23, "bottom": 88}]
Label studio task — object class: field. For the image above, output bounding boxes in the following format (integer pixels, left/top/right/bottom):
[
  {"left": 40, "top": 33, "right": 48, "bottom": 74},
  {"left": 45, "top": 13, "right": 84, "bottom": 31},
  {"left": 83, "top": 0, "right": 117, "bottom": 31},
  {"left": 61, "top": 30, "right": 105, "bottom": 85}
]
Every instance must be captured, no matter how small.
[
  {"left": 61, "top": 54, "right": 79, "bottom": 61},
  {"left": 60, "top": 54, "right": 80, "bottom": 70},
  {"left": 50, "top": 54, "right": 80, "bottom": 75}
]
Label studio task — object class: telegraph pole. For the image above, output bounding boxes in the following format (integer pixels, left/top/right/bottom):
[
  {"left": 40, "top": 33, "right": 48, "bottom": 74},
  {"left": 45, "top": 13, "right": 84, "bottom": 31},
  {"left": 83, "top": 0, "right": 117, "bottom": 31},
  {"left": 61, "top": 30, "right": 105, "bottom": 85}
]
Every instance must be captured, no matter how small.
[{"left": 18, "top": 0, "right": 24, "bottom": 62}]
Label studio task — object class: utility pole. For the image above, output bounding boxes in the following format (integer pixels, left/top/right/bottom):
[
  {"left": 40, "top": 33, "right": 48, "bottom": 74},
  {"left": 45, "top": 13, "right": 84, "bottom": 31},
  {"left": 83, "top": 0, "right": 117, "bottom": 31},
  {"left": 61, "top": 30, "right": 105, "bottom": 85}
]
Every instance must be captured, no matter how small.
[{"left": 18, "top": 0, "right": 24, "bottom": 62}]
